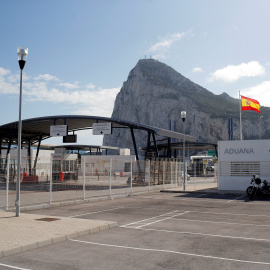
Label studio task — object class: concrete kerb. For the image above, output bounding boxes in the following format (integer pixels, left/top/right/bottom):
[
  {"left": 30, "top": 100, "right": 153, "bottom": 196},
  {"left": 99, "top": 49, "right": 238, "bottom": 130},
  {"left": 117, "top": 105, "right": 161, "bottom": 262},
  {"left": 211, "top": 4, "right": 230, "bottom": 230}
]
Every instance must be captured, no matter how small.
[
  {"left": 5, "top": 194, "right": 132, "bottom": 213},
  {"left": 0, "top": 212, "right": 118, "bottom": 258},
  {"left": 5, "top": 189, "right": 161, "bottom": 213},
  {"left": 160, "top": 188, "right": 246, "bottom": 196}
]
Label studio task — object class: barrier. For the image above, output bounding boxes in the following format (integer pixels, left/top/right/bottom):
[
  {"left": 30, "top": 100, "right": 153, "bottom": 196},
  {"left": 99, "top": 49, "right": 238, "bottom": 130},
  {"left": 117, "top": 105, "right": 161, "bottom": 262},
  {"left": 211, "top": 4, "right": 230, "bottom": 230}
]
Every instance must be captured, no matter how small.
[
  {"left": 0, "top": 157, "right": 217, "bottom": 211},
  {"left": 22, "top": 175, "right": 39, "bottom": 183}
]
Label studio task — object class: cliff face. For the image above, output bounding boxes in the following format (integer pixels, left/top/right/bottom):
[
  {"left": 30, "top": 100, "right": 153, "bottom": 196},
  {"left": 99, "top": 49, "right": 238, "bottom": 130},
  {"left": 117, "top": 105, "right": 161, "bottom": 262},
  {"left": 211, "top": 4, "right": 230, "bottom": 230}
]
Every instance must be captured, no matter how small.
[{"left": 103, "top": 59, "right": 270, "bottom": 152}]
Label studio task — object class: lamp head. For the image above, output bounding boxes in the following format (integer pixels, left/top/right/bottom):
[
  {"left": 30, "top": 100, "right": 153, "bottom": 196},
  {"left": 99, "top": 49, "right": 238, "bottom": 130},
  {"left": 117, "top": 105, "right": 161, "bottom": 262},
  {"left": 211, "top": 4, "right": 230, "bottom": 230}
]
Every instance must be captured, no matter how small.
[
  {"left": 181, "top": 111, "right": 186, "bottom": 122},
  {"left": 17, "top": 47, "right": 28, "bottom": 69}
]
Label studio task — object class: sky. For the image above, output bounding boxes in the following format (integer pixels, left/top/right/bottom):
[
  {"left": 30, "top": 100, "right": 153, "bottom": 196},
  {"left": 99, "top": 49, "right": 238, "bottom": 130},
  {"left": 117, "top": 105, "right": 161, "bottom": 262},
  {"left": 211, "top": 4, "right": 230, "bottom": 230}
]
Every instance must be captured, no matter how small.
[{"left": 1, "top": 0, "right": 270, "bottom": 145}]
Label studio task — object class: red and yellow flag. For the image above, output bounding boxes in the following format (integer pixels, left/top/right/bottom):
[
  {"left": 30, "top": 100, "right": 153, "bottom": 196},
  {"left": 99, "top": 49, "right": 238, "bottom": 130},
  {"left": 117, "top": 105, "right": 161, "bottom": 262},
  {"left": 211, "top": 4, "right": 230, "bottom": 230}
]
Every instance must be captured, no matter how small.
[{"left": 241, "top": 95, "right": 260, "bottom": 114}]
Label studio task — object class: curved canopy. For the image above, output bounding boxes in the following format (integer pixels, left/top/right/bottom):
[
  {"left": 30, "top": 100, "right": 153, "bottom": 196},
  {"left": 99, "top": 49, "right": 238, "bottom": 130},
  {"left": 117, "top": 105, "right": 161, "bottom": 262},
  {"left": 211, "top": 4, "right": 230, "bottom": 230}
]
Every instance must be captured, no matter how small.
[{"left": 0, "top": 115, "right": 196, "bottom": 146}]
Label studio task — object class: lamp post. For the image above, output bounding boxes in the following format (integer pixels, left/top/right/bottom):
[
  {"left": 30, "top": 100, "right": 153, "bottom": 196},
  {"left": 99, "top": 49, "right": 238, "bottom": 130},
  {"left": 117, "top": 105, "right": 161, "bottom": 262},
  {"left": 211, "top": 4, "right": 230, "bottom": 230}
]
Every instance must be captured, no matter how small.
[
  {"left": 181, "top": 111, "right": 186, "bottom": 191},
  {"left": 260, "top": 116, "right": 263, "bottom": 140},
  {"left": 16, "top": 47, "right": 28, "bottom": 217}
]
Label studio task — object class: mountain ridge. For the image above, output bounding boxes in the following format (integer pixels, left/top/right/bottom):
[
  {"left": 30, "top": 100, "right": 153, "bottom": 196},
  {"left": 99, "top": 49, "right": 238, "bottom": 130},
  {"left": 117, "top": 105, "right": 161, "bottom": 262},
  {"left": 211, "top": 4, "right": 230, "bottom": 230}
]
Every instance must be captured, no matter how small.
[{"left": 103, "top": 59, "right": 270, "bottom": 152}]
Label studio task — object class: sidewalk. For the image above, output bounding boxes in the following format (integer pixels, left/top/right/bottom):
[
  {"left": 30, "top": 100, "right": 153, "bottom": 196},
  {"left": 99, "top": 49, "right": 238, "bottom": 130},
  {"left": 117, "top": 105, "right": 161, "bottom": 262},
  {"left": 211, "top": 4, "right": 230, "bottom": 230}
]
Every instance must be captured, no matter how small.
[
  {"left": 0, "top": 211, "right": 117, "bottom": 258},
  {"left": 162, "top": 185, "right": 245, "bottom": 195}
]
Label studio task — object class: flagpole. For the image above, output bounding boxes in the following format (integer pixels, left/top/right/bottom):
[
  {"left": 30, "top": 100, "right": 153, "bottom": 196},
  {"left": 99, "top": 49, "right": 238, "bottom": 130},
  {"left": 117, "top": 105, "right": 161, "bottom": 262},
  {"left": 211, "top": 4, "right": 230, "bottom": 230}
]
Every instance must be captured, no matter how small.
[{"left": 239, "top": 91, "right": 242, "bottom": 140}]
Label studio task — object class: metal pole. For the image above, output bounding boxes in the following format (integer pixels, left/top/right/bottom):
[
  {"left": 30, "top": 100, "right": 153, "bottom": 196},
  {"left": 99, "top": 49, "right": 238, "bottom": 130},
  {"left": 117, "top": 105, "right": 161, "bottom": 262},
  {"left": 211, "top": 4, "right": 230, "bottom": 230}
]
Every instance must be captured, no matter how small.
[
  {"left": 170, "top": 160, "right": 172, "bottom": 184},
  {"left": 163, "top": 160, "right": 165, "bottom": 190},
  {"left": 49, "top": 155, "right": 53, "bottom": 204},
  {"left": 148, "top": 160, "right": 150, "bottom": 193},
  {"left": 130, "top": 159, "right": 133, "bottom": 194},
  {"left": 6, "top": 154, "right": 10, "bottom": 211},
  {"left": 109, "top": 159, "right": 112, "bottom": 198},
  {"left": 15, "top": 69, "right": 23, "bottom": 217},
  {"left": 239, "top": 91, "right": 243, "bottom": 140},
  {"left": 183, "top": 122, "right": 186, "bottom": 191},
  {"left": 175, "top": 160, "right": 178, "bottom": 187},
  {"left": 83, "top": 157, "right": 85, "bottom": 200},
  {"left": 260, "top": 116, "right": 263, "bottom": 140}
]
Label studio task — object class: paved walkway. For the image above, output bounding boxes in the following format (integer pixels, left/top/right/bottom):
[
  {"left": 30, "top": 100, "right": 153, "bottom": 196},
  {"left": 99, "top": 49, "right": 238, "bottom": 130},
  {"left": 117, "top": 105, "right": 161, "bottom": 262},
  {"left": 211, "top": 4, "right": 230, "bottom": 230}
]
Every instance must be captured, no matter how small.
[
  {"left": 163, "top": 186, "right": 245, "bottom": 195},
  {"left": 0, "top": 211, "right": 117, "bottom": 258}
]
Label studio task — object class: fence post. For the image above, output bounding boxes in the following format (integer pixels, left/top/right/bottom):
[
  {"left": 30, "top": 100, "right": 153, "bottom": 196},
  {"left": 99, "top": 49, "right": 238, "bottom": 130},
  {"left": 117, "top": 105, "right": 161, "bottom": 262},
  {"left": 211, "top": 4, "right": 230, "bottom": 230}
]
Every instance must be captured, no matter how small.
[
  {"left": 175, "top": 160, "right": 178, "bottom": 187},
  {"left": 163, "top": 160, "right": 165, "bottom": 190},
  {"left": 49, "top": 155, "right": 52, "bottom": 204},
  {"left": 83, "top": 157, "right": 86, "bottom": 200},
  {"left": 6, "top": 154, "right": 10, "bottom": 211},
  {"left": 130, "top": 159, "right": 133, "bottom": 194},
  {"left": 109, "top": 159, "right": 112, "bottom": 198},
  {"left": 170, "top": 160, "right": 172, "bottom": 185},
  {"left": 148, "top": 160, "right": 150, "bottom": 193}
]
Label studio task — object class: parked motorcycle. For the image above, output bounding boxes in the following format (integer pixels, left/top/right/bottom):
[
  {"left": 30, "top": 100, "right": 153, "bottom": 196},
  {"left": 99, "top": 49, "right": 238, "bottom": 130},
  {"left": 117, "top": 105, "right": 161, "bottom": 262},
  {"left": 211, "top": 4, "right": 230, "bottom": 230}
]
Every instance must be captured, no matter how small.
[{"left": 247, "top": 175, "right": 270, "bottom": 200}]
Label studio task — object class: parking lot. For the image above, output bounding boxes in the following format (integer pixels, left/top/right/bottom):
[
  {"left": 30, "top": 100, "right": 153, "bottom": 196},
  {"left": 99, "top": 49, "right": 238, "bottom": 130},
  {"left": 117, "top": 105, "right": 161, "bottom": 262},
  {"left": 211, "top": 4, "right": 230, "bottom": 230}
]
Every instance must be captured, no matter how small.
[{"left": 1, "top": 191, "right": 270, "bottom": 269}]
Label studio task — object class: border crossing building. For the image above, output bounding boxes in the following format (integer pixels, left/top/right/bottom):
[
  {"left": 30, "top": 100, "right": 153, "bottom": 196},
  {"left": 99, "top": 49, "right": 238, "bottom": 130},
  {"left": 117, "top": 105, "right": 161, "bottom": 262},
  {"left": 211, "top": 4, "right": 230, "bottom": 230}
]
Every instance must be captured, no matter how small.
[{"left": 218, "top": 139, "right": 270, "bottom": 191}]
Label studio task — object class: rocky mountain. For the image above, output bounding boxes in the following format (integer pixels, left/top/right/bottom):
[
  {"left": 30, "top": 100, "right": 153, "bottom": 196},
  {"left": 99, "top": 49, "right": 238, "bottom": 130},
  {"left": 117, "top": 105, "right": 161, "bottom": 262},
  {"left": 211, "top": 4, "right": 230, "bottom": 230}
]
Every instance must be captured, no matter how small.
[{"left": 103, "top": 59, "right": 270, "bottom": 153}]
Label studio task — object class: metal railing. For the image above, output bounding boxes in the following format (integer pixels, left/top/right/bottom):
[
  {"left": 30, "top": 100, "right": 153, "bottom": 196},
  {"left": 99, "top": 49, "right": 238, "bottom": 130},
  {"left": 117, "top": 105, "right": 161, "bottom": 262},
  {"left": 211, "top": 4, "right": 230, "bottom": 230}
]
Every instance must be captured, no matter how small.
[{"left": 0, "top": 156, "right": 217, "bottom": 211}]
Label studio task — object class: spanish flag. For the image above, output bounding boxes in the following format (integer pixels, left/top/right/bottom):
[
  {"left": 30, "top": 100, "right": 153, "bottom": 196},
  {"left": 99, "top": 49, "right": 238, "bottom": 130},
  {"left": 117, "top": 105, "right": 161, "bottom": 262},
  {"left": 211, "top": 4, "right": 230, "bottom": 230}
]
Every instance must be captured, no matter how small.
[{"left": 241, "top": 95, "right": 260, "bottom": 114}]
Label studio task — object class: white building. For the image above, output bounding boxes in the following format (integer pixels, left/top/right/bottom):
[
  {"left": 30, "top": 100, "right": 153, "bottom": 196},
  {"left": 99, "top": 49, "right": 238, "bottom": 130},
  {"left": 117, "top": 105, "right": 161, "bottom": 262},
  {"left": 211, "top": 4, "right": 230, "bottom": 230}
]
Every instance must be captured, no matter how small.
[{"left": 218, "top": 140, "right": 270, "bottom": 191}]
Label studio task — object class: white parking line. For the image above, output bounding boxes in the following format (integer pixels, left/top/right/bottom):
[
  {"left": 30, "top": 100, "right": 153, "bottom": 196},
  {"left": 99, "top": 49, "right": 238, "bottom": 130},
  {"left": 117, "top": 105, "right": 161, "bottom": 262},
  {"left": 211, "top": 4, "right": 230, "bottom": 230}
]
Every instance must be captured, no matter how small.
[
  {"left": 121, "top": 210, "right": 179, "bottom": 227},
  {"left": 190, "top": 210, "right": 270, "bottom": 218},
  {"left": 227, "top": 195, "right": 246, "bottom": 203},
  {"left": 136, "top": 211, "right": 190, "bottom": 229},
  {"left": 123, "top": 227, "right": 270, "bottom": 242},
  {"left": 116, "top": 207, "right": 270, "bottom": 219},
  {"left": 69, "top": 239, "right": 270, "bottom": 266},
  {"left": 68, "top": 206, "right": 125, "bottom": 218},
  {"left": 0, "top": 263, "right": 32, "bottom": 270},
  {"left": 171, "top": 217, "right": 270, "bottom": 228}
]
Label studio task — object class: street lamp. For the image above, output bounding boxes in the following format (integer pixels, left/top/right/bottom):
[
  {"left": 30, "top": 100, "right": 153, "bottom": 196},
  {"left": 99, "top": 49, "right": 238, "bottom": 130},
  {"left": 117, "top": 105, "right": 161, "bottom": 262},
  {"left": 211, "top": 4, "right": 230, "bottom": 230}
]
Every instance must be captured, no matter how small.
[
  {"left": 16, "top": 47, "right": 28, "bottom": 217},
  {"left": 181, "top": 111, "right": 186, "bottom": 191}
]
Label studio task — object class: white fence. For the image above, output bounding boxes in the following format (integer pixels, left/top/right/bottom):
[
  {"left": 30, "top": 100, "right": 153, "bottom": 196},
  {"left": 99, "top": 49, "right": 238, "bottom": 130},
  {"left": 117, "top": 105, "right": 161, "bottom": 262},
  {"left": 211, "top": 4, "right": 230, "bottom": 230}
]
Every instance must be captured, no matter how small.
[{"left": 0, "top": 156, "right": 217, "bottom": 211}]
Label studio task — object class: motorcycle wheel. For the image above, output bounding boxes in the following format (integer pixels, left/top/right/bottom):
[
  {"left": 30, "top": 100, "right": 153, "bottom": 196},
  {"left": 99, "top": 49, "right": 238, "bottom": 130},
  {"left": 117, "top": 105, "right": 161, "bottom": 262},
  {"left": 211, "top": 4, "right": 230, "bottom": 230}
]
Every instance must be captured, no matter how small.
[
  {"left": 249, "top": 188, "right": 257, "bottom": 200},
  {"left": 246, "top": 186, "right": 253, "bottom": 196}
]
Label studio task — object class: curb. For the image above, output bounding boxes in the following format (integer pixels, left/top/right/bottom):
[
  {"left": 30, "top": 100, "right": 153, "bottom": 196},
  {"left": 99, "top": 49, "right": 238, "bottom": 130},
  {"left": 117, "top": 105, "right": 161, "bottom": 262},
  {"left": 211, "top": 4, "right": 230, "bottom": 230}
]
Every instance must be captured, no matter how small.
[
  {"left": 160, "top": 189, "right": 246, "bottom": 196},
  {"left": 0, "top": 221, "right": 118, "bottom": 258}
]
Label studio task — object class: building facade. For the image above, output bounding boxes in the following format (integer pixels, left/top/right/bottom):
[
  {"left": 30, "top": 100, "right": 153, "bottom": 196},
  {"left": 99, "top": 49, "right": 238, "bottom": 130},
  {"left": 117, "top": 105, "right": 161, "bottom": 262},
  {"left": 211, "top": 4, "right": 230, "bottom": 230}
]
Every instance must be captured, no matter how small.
[{"left": 218, "top": 140, "right": 270, "bottom": 191}]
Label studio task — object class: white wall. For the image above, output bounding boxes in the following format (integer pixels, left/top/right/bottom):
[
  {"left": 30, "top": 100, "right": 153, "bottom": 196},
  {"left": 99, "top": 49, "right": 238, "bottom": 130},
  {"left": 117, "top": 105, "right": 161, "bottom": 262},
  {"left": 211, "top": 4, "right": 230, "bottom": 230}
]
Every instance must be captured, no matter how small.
[{"left": 218, "top": 140, "right": 270, "bottom": 191}]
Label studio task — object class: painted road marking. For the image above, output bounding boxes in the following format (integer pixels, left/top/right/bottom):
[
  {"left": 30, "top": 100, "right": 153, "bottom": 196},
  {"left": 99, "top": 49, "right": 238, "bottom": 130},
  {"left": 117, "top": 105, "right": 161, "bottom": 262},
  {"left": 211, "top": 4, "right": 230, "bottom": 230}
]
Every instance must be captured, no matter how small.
[
  {"left": 68, "top": 206, "right": 125, "bottom": 218},
  {"left": 0, "top": 263, "right": 32, "bottom": 270},
  {"left": 121, "top": 210, "right": 179, "bottom": 228},
  {"left": 227, "top": 195, "right": 246, "bottom": 203},
  {"left": 121, "top": 210, "right": 190, "bottom": 228},
  {"left": 122, "top": 227, "right": 270, "bottom": 242},
  {"left": 69, "top": 239, "right": 270, "bottom": 266},
  {"left": 171, "top": 217, "right": 270, "bottom": 228},
  {"left": 136, "top": 211, "right": 190, "bottom": 229},
  {"left": 190, "top": 210, "right": 270, "bottom": 218}
]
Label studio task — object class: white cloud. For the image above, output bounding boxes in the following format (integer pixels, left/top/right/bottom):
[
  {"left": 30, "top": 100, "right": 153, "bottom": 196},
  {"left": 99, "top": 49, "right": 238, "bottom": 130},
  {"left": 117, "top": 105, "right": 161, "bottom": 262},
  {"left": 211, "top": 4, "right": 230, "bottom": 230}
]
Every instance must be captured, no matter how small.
[
  {"left": 24, "top": 84, "right": 120, "bottom": 116},
  {"left": 0, "top": 67, "right": 120, "bottom": 117},
  {"left": 0, "top": 67, "right": 11, "bottom": 76},
  {"left": 192, "top": 67, "right": 203, "bottom": 73},
  {"left": 240, "top": 81, "right": 270, "bottom": 107},
  {"left": 146, "top": 32, "right": 186, "bottom": 59},
  {"left": 208, "top": 61, "right": 266, "bottom": 83},
  {"left": 0, "top": 68, "right": 19, "bottom": 94},
  {"left": 86, "top": 83, "right": 95, "bottom": 89},
  {"left": 58, "top": 82, "right": 79, "bottom": 89},
  {"left": 34, "top": 74, "right": 60, "bottom": 81}
]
